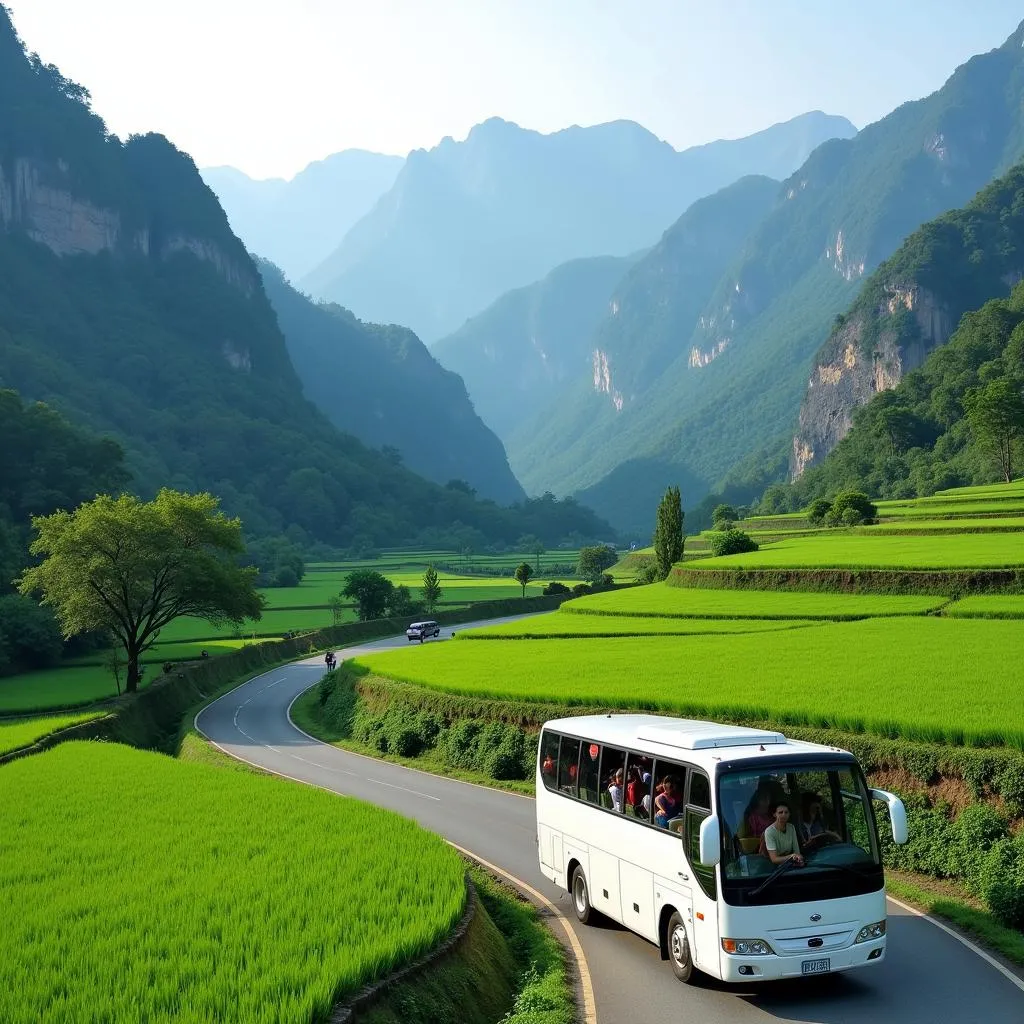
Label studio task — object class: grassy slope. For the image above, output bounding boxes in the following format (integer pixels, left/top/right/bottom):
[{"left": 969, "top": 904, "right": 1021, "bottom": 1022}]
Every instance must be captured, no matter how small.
[
  {"left": 460, "top": 615, "right": 817, "bottom": 638},
  {"left": 0, "top": 711, "right": 104, "bottom": 755}
]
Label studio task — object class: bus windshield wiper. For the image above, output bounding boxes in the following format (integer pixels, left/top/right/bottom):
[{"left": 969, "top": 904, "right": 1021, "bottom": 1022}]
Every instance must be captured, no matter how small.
[{"left": 748, "top": 859, "right": 797, "bottom": 899}]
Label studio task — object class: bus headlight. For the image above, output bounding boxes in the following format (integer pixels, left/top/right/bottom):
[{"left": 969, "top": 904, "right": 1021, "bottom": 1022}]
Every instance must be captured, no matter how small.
[
  {"left": 722, "top": 938, "right": 774, "bottom": 956},
  {"left": 855, "top": 921, "right": 886, "bottom": 943}
]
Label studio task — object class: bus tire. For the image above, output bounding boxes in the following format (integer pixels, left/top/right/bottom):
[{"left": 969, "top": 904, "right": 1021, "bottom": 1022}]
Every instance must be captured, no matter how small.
[
  {"left": 571, "top": 865, "right": 593, "bottom": 924},
  {"left": 667, "top": 911, "right": 694, "bottom": 983}
]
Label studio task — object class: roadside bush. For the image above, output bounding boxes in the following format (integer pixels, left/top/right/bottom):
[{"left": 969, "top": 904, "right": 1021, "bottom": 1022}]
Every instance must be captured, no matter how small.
[
  {"left": 978, "top": 834, "right": 1024, "bottom": 929},
  {"left": 542, "top": 582, "right": 570, "bottom": 596},
  {"left": 826, "top": 490, "right": 877, "bottom": 527},
  {"left": 709, "top": 529, "right": 759, "bottom": 557}
]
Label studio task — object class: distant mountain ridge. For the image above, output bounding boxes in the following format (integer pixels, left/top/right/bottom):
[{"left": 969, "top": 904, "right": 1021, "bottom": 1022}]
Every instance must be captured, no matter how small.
[
  {"left": 258, "top": 261, "right": 525, "bottom": 503},
  {"left": 501, "top": 19, "right": 1024, "bottom": 533},
  {"left": 201, "top": 150, "right": 404, "bottom": 280},
  {"left": 302, "top": 111, "right": 856, "bottom": 341},
  {"left": 432, "top": 252, "right": 640, "bottom": 439}
]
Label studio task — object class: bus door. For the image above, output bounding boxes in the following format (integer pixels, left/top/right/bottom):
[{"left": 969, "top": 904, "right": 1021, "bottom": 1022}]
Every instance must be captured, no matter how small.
[{"left": 682, "top": 770, "right": 719, "bottom": 970}]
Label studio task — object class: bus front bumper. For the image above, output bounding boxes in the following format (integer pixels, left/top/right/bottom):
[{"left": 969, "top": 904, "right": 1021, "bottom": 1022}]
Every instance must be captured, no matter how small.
[{"left": 719, "top": 938, "right": 886, "bottom": 982}]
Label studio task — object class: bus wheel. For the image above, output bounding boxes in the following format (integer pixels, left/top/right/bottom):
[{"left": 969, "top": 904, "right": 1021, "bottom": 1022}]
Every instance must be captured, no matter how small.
[
  {"left": 571, "top": 866, "right": 592, "bottom": 924},
  {"left": 667, "top": 911, "right": 693, "bottom": 983}
]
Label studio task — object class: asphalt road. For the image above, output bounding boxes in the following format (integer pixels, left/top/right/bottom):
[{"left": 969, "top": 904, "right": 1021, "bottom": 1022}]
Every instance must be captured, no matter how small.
[{"left": 196, "top": 627, "right": 1024, "bottom": 1024}]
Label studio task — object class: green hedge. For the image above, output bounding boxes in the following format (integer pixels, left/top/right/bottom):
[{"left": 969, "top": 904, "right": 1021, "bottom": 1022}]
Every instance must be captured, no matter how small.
[{"left": 668, "top": 566, "right": 1024, "bottom": 595}]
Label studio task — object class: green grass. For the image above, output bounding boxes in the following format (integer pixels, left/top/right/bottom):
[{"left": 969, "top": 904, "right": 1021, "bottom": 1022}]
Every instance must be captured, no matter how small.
[
  {"left": 944, "top": 595, "right": 1024, "bottom": 618},
  {"left": 560, "top": 583, "right": 945, "bottom": 619},
  {"left": 0, "top": 712, "right": 104, "bottom": 756},
  {"left": 684, "top": 532, "right": 1024, "bottom": 569},
  {"left": 0, "top": 665, "right": 136, "bottom": 713},
  {"left": 459, "top": 614, "right": 817, "bottom": 638},
  {"left": 871, "top": 517, "right": 1024, "bottom": 531},
  {"left": 355, "top": 617, "right": 1024, "bottom": 748},
  {"left": 0, "top": 742, "right": 466, "bottom": 1024}
]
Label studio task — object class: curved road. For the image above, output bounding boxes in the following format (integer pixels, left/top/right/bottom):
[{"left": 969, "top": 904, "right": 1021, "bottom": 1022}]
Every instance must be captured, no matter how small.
[{"left": 197, "top": 628, "right": 1024, "bottom": 1024}]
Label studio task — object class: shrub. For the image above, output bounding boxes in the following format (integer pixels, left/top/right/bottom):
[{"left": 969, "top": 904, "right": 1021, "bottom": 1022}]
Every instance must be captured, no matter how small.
[
  {"left": 712, "top": 504, "right": 737, "bottom": 530},
  {"left": 542, "top": 581, "right": 570, "bottom": 596},
  {"left": 806, "top": 498, "right": 832, "bottom": 525},
  {"left": 571, "top": 583, "right": 591, "bottom": 597},
  {"left": 826, "top": 490, "right": 877, "bottom": 527},
  {"left": 272, "top": 565, "right": 300, "bottom": 588},
  {"left": 840, "top": 507, "right": 864, "bottom": 527},
  {"left": 709, "top": 529, "right": 760, "bottom": 556},
  {"left": 978, "top": 834, "right": 1024, "bottom": 928}
]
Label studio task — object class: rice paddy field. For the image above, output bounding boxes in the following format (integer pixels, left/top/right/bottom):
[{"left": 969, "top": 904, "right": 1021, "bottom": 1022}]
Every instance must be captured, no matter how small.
[
  {"left": 461, "top": 615, "right": 817, "bottom": 638},
  {"left": 945, "top": 595, "right": 1024, "bottom": 618},
  {"left": 357, "top": 616, "right": 1024, "bottom": 748},
  {"left": 561, "top": 584, "right": 945, "bottom": 619},
  {"left": 0, "top": 742, "right": 466, "bottom": 1024},
  {"left": 0, "top": 711, "right": 104, "bottom": 756},
  {"left": 683, "top": 531, "right": 1024, "bottom": 570}
]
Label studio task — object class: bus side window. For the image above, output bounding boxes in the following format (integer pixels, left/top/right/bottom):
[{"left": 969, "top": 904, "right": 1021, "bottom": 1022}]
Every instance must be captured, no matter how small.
[
  {"left": 689, "top": 770, "right": 711, "bottom": 810},
  {"left": 653, "top": 759, "right": 687, "bottom": 830},
  {"left": 624, "top": 752, "right": 653, "bottom": 821},
  {"left": 558, "top": 737, "right": 581, "bottom": 797},
  {"left": 600, "top": 746, "right": 626, "bottom": 812},
  {"left": 539, "top": 731, "right": 560, "bottom": 791},
  {"left": 579, "top": 742, "right": 601, "bottom": 805}
]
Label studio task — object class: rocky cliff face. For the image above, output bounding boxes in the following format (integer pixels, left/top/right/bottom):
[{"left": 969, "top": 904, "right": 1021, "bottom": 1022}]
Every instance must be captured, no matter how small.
[
  {"left": 0, "top": 156, "right": 254, "bottom": 292},
  {"left": 790, "top": 283, "right": 954, "bottom": 479}
]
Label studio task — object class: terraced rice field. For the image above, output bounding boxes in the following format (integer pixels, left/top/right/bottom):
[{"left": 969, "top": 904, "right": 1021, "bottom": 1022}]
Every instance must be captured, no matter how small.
[
  {"left": 460, "top": 615, "right": 816, "bottom": 638},
  {"left": 356, "top": 617, "right": 1024, "bottom": 748},
  {"left": 0, "top": 665, "right": 145, "bottom": 713},
  {"left": 944, "top": 595, "right": 1024, "bottom": 618},
  {"left": 0, "top": 712, "right": 104, "bottom": 756},
  {"left": 684, "top": 531, "right": 1024, "bottom": 569},
  {"left": 561, "top": 584, "right": 944, "bottom": 619},
  {"left": 0, "top": 743, "right": 466, "bottom": 1024}
]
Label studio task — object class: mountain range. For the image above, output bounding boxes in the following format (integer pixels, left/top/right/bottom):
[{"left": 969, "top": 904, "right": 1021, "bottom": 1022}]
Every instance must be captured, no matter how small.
[
  {"left": 201, "top": 150, "right": 404, "bottom": 281},
  {"left": 300, "top": 111, "right": 856, "bottom": 341},
  {"left": 0, "top": 7, "right": 608, "bottom": 551},
  {"left": 464, "top": 19, "right": 1024, "bottom": 532}
]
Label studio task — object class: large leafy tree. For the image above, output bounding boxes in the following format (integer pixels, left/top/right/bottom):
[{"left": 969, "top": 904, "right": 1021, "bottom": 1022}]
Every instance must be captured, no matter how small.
[
  {"left": 342, "top": 569, "right": 394, "bottom": 621},
  {"left": 577, "top": 544, "right": 617, "bottom": 585},
  {"left": 964, "top": 376, "right": 1024, "bottom": 483},
  {"left": 18, "top": 489, "right": 263, "bottom": 692},
  {"left": 653, "top": 486, "right": 684, "bottom": 579}
]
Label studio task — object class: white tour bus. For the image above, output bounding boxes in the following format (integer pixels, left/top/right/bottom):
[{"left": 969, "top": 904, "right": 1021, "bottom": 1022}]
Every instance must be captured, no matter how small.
[{"left": 536, "top": 714, "right": 908, "bottom": 984}]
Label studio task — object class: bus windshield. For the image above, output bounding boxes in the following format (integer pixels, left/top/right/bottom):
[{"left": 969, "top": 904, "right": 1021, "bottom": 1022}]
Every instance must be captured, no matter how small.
[{"left": 717, "top": 761, "right": 883, "bottom": 906}]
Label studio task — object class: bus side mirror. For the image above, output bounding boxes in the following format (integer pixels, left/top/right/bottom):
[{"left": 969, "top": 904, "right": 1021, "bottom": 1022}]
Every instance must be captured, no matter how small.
[
  {"left": 871, "top": 788, "right": 908, "bottom": 845},
  {"left": 698, "top": 814, "right": 721, "bottom": 866}
]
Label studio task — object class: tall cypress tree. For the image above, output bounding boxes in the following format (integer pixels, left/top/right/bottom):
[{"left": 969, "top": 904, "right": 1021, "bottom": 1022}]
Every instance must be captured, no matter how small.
[{"left": 653, "top": 486, "right": 684, "bottom": 579}]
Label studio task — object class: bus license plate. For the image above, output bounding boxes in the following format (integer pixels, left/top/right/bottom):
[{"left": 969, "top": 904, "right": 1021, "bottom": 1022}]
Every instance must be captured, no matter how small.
[{"left": 801, "top": 958, "right": 830, "bottom": 975}]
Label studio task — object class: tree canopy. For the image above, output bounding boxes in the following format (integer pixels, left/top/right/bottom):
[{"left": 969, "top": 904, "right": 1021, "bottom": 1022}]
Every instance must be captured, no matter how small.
[
  {"left": 653, "top": 487, "right": 684, "bottom": 579},
  {"left": 18, "top": 489, "right": 263, "bottom": 691}
]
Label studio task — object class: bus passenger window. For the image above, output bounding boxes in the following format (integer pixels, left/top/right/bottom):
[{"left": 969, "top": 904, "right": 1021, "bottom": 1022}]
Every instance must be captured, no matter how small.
[
  {"left": 579, "top": 742, "right": 601, "bottom": 804},
  {"left": 539, "top": 731, "right": 560, "bottom": 791},
  {"left": 601, "top": 746, "right": 626, "bottom": 811},
  {"left": 689, "top": 771, "right": 711, "bottom": 810},
  {"left": 558, "top": 737, "right": 581, "bottom": 796},
  {"left": 624, "top": 754, "right": 653, "bottom": 821},
  {"left": 653, "top": 759, "right": 687, "bottom": 829}
]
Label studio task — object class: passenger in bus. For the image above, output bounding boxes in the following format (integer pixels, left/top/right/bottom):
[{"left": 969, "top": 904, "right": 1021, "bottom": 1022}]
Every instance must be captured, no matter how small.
[
  {"left": 607, "top": 768, "right": 624, "bottom": 812},
  {"left": 744, "top": 786, "right": 776, "bottom": 838},
  {"left": 541, "top": 752, "right": 555, "bottom": 778},
  {"left": 800, "top": 793, "right": 842, "bottom": 848},
  {"left": 653, "top": 775, "right": 683, "bottom": 828},
  {"left": 763, "top": 803, "right": 805, "bottom": 866}
]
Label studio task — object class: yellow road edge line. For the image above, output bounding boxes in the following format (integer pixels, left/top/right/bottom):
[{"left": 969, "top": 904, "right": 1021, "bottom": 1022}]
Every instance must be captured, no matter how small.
[
  {"left": 447, "top": 840, "right": 598, "bottom": 1024},
  {"left": 886, "top": 894, "right": 1024, "bottom": 994}
]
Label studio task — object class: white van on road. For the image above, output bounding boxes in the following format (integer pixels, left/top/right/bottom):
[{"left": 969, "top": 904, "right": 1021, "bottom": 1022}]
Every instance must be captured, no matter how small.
[{"left": 406, "top": 620, "right": 441, "bottom": 642}]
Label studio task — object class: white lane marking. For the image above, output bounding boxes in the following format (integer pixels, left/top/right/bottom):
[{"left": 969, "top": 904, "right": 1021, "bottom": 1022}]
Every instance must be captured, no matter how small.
[
  {"left": 886, "top": 894, "right": 1024, "bottom": 994},
  {"left": 365, "top": 776, "right": 442, "bottom": 802}
]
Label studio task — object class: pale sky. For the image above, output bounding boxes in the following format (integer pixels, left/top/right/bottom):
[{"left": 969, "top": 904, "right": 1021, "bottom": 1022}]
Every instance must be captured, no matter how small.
[{"left": 8, "top": 1, "right": 1024, "bottom": 180}]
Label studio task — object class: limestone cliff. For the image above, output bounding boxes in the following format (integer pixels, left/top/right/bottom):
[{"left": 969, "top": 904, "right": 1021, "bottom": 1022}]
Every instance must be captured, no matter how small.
[{"left": 789, "top": 284, "right": 952, "bottom": 479}]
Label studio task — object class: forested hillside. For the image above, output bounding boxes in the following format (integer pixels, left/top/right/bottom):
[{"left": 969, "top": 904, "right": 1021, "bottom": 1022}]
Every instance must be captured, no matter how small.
[
  {"left": 432, "top": 253, "right": 637, "bottom": 439},
  {"left": 791, "top": 161, "right": 1024, "bottom": 478},
  {"left": 505, "top": 19, "right": 1024, "bottom": 532},
  {"left": 0, "top": 8, "right": 610, "bottom": 551},
  {"left": 506, "top": 174, "right": 781, "bottom": 512},
  {"left": 776, "top": 281, "right": 1024, "bottom": 506},
  {"left": 258, "top": 262, "right": 525, "bottom": 503},
  {"left": 303, "top": 112, "right": 854, "bottom": 341}
]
